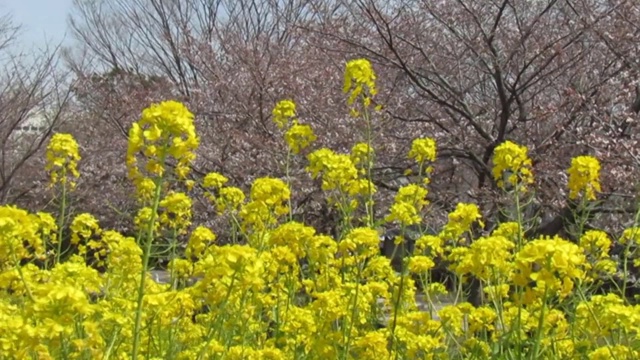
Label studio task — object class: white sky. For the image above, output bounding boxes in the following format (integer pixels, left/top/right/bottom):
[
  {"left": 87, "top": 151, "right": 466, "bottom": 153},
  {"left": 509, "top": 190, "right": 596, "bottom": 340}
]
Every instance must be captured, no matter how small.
[{"left": 1, "top": 0, "right": 73, "bottom": 51}]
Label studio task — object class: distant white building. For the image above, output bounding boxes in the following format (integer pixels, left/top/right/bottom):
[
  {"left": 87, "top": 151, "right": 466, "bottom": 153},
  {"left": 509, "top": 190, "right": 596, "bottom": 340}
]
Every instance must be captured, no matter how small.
[
  {"left": 11, "top": 110, "right": 50, "bottom": 135},
  {"left": 21, "top": 111, "right": 48, "bottom": 130}
]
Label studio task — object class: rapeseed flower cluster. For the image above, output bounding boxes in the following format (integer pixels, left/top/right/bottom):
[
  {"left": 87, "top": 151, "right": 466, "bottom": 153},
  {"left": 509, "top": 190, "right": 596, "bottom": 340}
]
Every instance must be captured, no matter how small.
[
  {"left": 272, "top": 99, "right": 316, "bottom": 155},
  {"left": 351, "top": 142, "right": 374, "bottom": 170},
  {"left": 307, "top": 148, "right": 359, "bottom": 193},
  {"left": 386, "top": 184, "right": 429, "bottom": 226},
  {"left": 158, "top": 192, "right": 192, "bottom": 234},
  {"left": 272, "top": 99, "right": 296, "bottom": 129},
  {"left": 343, "top": 58, "right": 377, "bottom": 107},
  {"left": 240, "top": 177, "right": 291, "bottom": 233},
  {"left": 306, "top": 146, "right": 376, "bottom": 222},
  {"left": 449, "top": 235, "right": 514, "bottom": 282},
  {"left": 0, "top": 205, "right": 49, "bottom": 267},
  {"left": 440, "top": 203, "right": 483, "bottom": 241},
  {"left": 185, "top": 226, "right": 216, "bottom": 260},
  {"left": 202, "top": 172, "right": 246, "bottom": 215},
  {"left": 404, "top": 137, "right": 437, "bottom": 187},
  {"left": 408, "top": 137, "right": 437, "bottom": 164},
  {"left": 127, "top": 100, "right": 199, "bottom": 202},
  {"left": 69, "top": 213, "right": 105, "bottom": 265},
  {"left": 2, "top": 61, "right": 640, "bottom": 360},
  {"left": 492, "top": 140, "right": 534, "bottom": 191},
  {"left": 285, "top": 121, "right": 316, "bottom": 155},
  {"left": 513, "top": 235, "right": 587, "bottom": 299},
  {"left": 568, "top": 155, "right": 602, "bottom": 200},
  {"left": 217, "top": 186, "right": 246, "bottom": 214},
  {"left": 580, "top": 230, "right": 617, "bottom": 278},
  {"left": 45, "top": 133, "right": 81, "bottom": 188},
  {"left": 620, "top": 227, "right": 640, "bottom": 245},
  {"left": 203, "top": 171, "right": 228, "bottom": 188}
]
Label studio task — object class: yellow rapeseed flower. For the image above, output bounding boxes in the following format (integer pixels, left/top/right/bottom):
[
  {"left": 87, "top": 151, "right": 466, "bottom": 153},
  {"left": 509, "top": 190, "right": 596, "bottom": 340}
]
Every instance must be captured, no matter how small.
[
  {"left": 272, "top": 99, "right": 296, "bottom": 129},
  {"left": 579, "top": 230, "right": 616, "bottom": 279},
  {"left": 386, "top": 202, "right": 421, "bottom": 226},
  {"left": 467, "top": 306, "right": 497, "bottom": 334},
  {"left": 440, "top": 203, "right": 483, "bottom": 241},
  {"left": 285, "top": 122, "right": 316, "bottom": 154},
  {"left": 203, "top": 172, "right": 228, "bottom": 189},
  {"left": 492, "top": 140, "right": 534, "bottom": 191},
  {"left": 216, "top": 186, "right": 246, "bottom": 214},
  {"left": 70, "top": 213, "right": 103, "bottom": 260},
  {"left": 415, "top": 234, "right": 444, "bottom": 257},
  {"left": 353, "top": 330, "right": 390, "bottom": 359},
  {"left": 619, "top": 227, "right": 640, "bottom": 246},
  {"left": 126, "top": 101, "right": 199, "bottom": 200},
  {"left": 351, "top": 142, "right": 374, "bottom": 168},
  {"left": 338, "top": 227, "right": 380, "bottom": 258},
  {"left": 514, "top": 236, "right": 587, "bottom": 299},
  {"left": 35, "top": 212, "right": 57, "bottom": 248},
  {"left": 449, "top": 235, "right": 514, "bottom": 281},
  {"left": 45, "top": 133, "right": 81, "bottom": 188},
  {"left": 306, "top": 148, "right": 358, "bottom": 192},
  {"left": 269, "top": 221, "right": 316, "bottom": 258},
  {"left": 588, "top": 345, "right": 638, "bottom": 360},
  {"left": 133, "top": 207, "right": 158, "bottom": 234},
  {"left": 240, "top": 178, "right": 291, "bottom": 232},
  {"left": 385, "top": 184, "right": 429, "bottom": 226},
  {"left": 0, "top": 205, "right": 44, "bottom": 265},
  {"left": 576, "top": 294, "right": 640, "bottom": 351},
  {"left": 158, "top": 192, "right": 192, "bottom": 234},
  {"left": 347, "top": 178, "right": 377, "bottom": 198},
  {"left": 580, "top": 230, "right": 612, "bottom": 258},
  {"left": 491, "top": 221, "right": 524, "bottom": 243},
  {"left": 344, "top": 58, "right": 377, "bottom": 106},
  {"left": 407, "top": 255, "right": 435, "bottom": 274},
  {"left": 186, "top": 226, "right": 216, "bottom": 260},
  {"left": 462, "top": 338, "right": 492, "bottom": 358},
  {"left": 249, "top": 177, "right": 290, "bottom": 207},
  {"left": 70, "top": 213, "right": 101, "bottom": 246},
  {"left": 567, "top": 155, "right": 601, "bottom": 201},
  {"left": 408, "top": 137, "right": 437, "bottom": 164}
]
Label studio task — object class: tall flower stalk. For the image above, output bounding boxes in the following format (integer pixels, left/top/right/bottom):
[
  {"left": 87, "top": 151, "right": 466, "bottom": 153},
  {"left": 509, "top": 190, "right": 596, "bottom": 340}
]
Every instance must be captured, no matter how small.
[
  {"left": 344, "top": 58, "right": 379, "bottom": 228},
  {"left": 272, "top": 99, "right": 316, "bottom": 222},
  {"left": 45, "top": 133, "right": 81, "bottom": 266},
  {"left": 492, "top": 140, "right": 534, "bottom": 250},
  {"left": 567, "top": 155, "right": 602, "bottom": 238},
  {"left": 125, "top": 100, "right": 199, "bottom": 359},
  {"left": 491, "top": 140, "right": 534, "bottom": 354}
]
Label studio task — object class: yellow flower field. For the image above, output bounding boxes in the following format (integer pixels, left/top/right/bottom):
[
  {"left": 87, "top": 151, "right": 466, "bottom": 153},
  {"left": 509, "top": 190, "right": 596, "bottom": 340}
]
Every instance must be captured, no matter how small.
[{"left": 1, "top": 59, "right": 639, "bottom": 359}]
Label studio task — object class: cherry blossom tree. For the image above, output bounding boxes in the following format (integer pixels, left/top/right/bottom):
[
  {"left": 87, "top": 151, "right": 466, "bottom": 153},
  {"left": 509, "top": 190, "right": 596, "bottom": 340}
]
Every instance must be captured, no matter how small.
[
  {"left": 0, "top": 13, "right": 73, "bottom": 206},
  {"left": 63, "top": 0, "right": 640, "bottom": 240},
  {"left": 315, "top": 0, "right": 640, "bottom": 236}
]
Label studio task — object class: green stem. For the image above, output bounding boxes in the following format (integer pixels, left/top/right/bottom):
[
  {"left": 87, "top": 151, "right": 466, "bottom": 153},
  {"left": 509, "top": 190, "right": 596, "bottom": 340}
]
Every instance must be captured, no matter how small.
[
  {"left": 285, "top": 147, "right": 293, "bottom": 222},
  {"left": 362, "top": 105, "right": 375, "bottom": 228},
  {"left": 622, "top": 208, "right": 640, "bottom": 302},
  {"left": 103, "top": 326, "right": 122, "bottom": 360},
  {"left": 514, "top": 184, "right": 523, "bottom": 252},
  {"left": 390, "top": 262, "right": 407, "bottom": 359},
  {"left": 197, "top": 272, "right": 239, "bottom": 360},
  {"left": 513, "top": 183, "right": 524, "bottom": 360},
  {"left": 530, "top": 285, "right": 549, "bottom": 359},
  {"left": 342, "top": 260, "right": 364, "bottom": 360},
  {"left": 11, "top": 246, "right": 34, "bottom": 302},
  {"left": 132, "top": 176, "right": 165, "bottom": 360},
  {"left": 227, "top": 213, "right": 246, "bottom": 244},
  {"left": 55, "top": 176, "right": 68, "bottom": 266},
  {"left": 575, "top": 285, "right": 619, "bottom": 360},
  {"left": 169, "top": 228, "right": 178, "bottom": 290}
]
